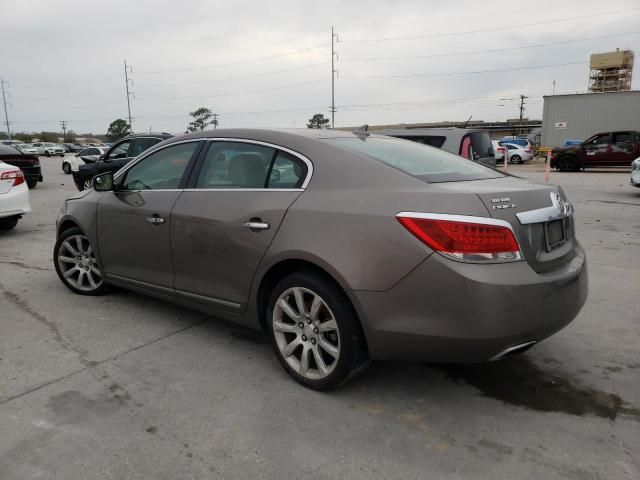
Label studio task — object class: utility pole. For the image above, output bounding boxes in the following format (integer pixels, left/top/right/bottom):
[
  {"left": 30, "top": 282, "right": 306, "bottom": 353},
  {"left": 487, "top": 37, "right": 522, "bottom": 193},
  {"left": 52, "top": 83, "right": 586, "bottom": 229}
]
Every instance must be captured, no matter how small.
[
  {"left": 212, "top": 113, "right": 219, "bottom": 130},
  {"left": 330, "top": 27, "right": 338, "bottom": 128},
  {"left": 1, "top": 78, "right": 11, "bottom": 139},
  {"left": 60, "top": 120, "right": 67, "bottom": 143},
  {"left": 124, "top": 60, "right": 133, "bottom": 133},
  {"left": 518, "top": 94, "right": 527, "bottom": 135}
]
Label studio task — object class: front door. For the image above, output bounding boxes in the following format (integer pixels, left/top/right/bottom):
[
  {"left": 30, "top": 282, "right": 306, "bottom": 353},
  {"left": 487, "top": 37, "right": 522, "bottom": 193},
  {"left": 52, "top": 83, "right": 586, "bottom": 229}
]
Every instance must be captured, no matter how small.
[
  {"left": 171, "top": 140, "right": 309, "bottom": 310},
  {"left": 96, "top": 141, "right": 202, "bottom": 288},
  {"left": 582, "top": 133, "right": 612, "bottom": 166}
]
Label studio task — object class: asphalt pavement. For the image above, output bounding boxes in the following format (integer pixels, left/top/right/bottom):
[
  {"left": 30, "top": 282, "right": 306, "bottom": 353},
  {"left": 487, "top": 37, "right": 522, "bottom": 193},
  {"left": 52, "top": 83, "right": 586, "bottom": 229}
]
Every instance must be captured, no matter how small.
[{"left": 1, "top": 155, "right": 638, "bottom": 479}]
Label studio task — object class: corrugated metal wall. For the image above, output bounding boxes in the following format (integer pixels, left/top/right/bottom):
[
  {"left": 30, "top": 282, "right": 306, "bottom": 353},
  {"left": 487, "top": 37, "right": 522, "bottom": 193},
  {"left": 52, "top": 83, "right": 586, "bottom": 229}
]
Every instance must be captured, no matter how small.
[{"left": 541, "top": 91, "right": 640, "bottom": 147}]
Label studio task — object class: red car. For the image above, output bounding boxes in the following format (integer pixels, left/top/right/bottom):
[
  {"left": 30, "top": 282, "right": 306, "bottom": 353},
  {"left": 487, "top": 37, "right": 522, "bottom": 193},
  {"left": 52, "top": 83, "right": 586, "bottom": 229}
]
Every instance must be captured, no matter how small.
[{"left": 551, "top": 131, "right": 640, "bottom": 171}]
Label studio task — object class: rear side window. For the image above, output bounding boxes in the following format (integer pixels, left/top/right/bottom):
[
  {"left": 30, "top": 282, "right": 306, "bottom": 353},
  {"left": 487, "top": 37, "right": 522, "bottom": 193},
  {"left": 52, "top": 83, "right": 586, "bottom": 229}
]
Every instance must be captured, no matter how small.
[
  {"left": 0, "top": 145, "right": 21, "bottom": 155},
  {"left": 399, "top": 136, "right": 446, "bottom": 148},
  {"left": 613, "top": 132, "right": 633, "bottom": 143},
  {"left": 327, "top": 137, "right": 503, "bottom": 183},
  {"left": 463, "top": 132, "right": 494, "bottom": 161},
  {"left": 195, "top": 142, "right": 275, "bottom": 189},
  {"left": 267, "top": 151, "right": 307, "bottom": 188},
  {"left": 108, "top": 141, "right": 130, "bottom": 159}
]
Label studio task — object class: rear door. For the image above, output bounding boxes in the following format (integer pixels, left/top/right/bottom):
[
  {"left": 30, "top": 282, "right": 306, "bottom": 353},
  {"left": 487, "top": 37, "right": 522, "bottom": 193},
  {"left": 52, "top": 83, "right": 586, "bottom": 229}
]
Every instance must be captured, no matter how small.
[
  {"left": 609, "top": 131, "right": 637, "bottom": 166},
  {"left": 96, "top": 141, "right": 202, "bottom": 288},
  {"left": 170, "top": 140, "right": 310, "bottom": 310},
  {"left": 583, "top": 133, "right": 612, "bottom": 166}
]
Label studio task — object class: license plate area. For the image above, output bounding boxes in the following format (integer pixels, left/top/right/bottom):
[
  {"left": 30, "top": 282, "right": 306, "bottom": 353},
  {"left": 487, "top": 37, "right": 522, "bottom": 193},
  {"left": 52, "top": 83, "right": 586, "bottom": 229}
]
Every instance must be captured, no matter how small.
[{"left": 544, "top": 219, "right": 566, "bottom": 251}]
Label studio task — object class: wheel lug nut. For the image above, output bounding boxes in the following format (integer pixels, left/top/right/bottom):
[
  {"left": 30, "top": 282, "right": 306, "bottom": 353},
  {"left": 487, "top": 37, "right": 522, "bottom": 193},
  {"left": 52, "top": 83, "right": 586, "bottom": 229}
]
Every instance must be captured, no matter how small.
[
  {"left": 313, "top": 328, "right": 319, "bottom": 334},
  {"left": 298, "top": 322, "right": 304, "bottom": 328},
  {"left": 311, "top": 338, "right": 316, "bottom": 345},
  {"left": 302, "top": 335, "right": 307, "bottom": 341},
  {"left": 307, "top": 318, "right": 312, "bottom": 324}
]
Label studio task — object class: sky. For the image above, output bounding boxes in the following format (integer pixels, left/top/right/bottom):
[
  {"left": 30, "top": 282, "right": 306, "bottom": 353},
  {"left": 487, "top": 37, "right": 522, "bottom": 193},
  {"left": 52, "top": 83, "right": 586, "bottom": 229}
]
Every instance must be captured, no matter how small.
[{"left": 0, "top": 0, "right": 639, "bottom": 135}]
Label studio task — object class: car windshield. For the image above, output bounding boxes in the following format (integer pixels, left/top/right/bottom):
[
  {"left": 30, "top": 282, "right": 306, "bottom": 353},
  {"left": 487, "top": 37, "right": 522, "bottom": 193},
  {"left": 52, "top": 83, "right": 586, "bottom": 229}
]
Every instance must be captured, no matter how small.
[{"left": 327, "top": 136, "right": 504, "bottom": 183}]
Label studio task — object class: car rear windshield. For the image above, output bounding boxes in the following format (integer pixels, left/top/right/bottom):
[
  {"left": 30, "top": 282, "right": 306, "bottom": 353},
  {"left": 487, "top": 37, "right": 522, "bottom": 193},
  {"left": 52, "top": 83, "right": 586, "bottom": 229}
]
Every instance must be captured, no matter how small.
[
  {"left": 462, "top": 132, "right": 495, "bottom": 161},
  {"left": 327, "top": 136, "right": 503, "bottom": 183}
]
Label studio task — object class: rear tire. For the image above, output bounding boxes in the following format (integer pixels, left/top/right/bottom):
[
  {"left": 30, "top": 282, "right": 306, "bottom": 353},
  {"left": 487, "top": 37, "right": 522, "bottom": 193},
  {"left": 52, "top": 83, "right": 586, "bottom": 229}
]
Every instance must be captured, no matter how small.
[
  {"left": 27, "top": 179, "right": 38, "bottom": 189},
  {"left": 510, "top": 154, "right": 521, "bottom": 164},
  {"left": 45, "top": 151, "right": 50, "bottom": 157},
  {"left": 266, "top": 271, "right": 369, "bottom": 390},
  {"left": 0, "top": 216, "right": 19, "bottom": 230},
  {"left": 558, "top": 155, "right": 579, "bottom": 172},
  {"left": 62, "top": 162, "right": 71, "bottom": 174}
]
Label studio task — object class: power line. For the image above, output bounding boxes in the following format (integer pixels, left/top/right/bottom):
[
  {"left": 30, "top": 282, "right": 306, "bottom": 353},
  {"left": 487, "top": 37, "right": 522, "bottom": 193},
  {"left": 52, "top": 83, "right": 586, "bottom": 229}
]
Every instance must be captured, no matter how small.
[
  {"left": 341, "top": 31, "right": 640, "bottom": 61},
  {"left": 338, "top": 8, "right": 639, "bottom": 43},
  {"left": 11, "top": 88, "right": 123, "bottom": 100},
  {"left": 136, "top": 61, "right": 329, "bottom": 88},
  {"left": 9, "top": 76, "right": 122, "bottom": 89},
  {"left": 136, "top": 79, "right": 329, "bottom": 101},
  {"left": 135, "top": 43, "right": 331, "bottom": 74},
  {"left": 343, "top": 61, "right": 588, "bottom": 79}
]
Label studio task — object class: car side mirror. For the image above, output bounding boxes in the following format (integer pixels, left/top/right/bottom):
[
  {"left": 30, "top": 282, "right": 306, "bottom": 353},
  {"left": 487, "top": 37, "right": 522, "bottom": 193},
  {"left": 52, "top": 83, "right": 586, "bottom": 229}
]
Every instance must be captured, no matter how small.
[{"left": 93, "top": 172, "right": 114, "bottom": 191}]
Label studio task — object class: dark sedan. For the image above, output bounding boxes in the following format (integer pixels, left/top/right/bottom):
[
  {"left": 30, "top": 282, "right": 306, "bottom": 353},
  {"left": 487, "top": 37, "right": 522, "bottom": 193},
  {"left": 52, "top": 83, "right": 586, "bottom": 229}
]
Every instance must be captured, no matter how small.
[{"left": 0, "top": 144, "right": 43, "bottom": 189}]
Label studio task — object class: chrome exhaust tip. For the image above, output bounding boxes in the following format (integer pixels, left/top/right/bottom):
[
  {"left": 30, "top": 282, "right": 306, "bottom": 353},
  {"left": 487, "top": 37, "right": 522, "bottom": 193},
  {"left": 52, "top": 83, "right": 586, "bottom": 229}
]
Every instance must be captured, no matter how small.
[{"left": 489, "top": 341, "right": 537, "bottom": 361}]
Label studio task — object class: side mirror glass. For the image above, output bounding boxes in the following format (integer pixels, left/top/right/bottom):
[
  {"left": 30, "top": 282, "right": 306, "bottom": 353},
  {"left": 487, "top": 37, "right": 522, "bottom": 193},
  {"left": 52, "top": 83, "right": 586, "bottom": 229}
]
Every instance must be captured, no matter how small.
[{"left": 93, "top": 172, "right": 114, "bottom": 191}]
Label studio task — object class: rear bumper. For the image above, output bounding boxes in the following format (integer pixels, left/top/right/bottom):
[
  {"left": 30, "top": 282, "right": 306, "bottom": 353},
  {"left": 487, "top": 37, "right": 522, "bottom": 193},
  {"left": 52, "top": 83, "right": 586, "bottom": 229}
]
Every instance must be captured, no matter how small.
[
  {"left": 0, "top": 183, "right": 30, "bottom": 218},
  {"left": 631, "top": 170, "right": 640, "bottom": 187},
  {"left": 21, "top": 166, "right": 43, "bottom": 182},
  {"left": 351, "top": 245, "right": 588, "bottom": 363}
]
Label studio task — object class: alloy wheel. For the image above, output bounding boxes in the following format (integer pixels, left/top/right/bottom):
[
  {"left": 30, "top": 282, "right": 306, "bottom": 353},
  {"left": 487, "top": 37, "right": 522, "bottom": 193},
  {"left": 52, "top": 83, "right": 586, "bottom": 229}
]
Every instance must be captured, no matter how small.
[
  {"left": 83, "top": 178, "right": 92, "bottom": 190},
  {"left": 56, "top": 234, "right": 103, "bottom": 292},
  {"left": 272, "top": 286, "right": 341, "bottom": 380}
]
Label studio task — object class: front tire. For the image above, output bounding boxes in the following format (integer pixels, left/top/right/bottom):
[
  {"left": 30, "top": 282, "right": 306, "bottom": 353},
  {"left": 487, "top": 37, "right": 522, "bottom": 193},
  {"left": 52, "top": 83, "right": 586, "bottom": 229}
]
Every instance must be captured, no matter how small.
[
  {"left": 0, "top": 216, "right": 19, "bottom": 230},
  {"left": 62, "top": 162, "right": 71, "bottom": 174},
  {"left": 510, "top": 154, "right": 521, "bottom": 164},
  {"left": 45, "top": 151, "right": 50, "bottom": 157},
  {"left": 558, "top": 155, "right": 579, "bottom": 172},
  {"left": 54, "top": 227, "right": 108, "bottom": 295},
  {"left": 266, "top": 271, "right": 369, "bottom": 390}
]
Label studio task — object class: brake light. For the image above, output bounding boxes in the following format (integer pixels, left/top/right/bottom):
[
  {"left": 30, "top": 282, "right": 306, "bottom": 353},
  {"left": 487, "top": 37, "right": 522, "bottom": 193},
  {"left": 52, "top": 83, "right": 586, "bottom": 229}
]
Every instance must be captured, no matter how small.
[
  {"left": 397, "top": 213, "right": 522, "bottom": 262},
  {"left": 0, "top": 169, "right": 25, "bottom": 187}
]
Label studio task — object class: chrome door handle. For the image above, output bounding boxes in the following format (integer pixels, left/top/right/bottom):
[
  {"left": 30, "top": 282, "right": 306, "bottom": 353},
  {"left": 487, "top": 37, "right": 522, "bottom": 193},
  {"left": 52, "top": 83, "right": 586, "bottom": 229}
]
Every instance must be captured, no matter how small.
[
  {"left": 146, "top": 215, "right": 165, "bottom": 225},
  {"left": 243, "top": 221, "right": 270, "bottom": 230}
]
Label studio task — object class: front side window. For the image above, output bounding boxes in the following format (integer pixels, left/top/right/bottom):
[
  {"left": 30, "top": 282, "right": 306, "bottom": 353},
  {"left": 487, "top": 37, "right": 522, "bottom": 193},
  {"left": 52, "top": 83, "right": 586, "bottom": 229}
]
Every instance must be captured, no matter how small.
[
  {"left": 129, "top": 137, "right": 162, "bottom": 157},
  {"left": 586, "top": 134, "right": 610, "bottom": 145},
  {"left": 195, "top": 142, "right": 275, "bottom": 189},
  {"left": 327, "top": 136, "right": 503, "bottom": 183},
  {"left": 107, "top": 141, "right": 131, "bottom": 160},
  {"left": 120, "top": 142, "right": 199, "bottom": 191}
]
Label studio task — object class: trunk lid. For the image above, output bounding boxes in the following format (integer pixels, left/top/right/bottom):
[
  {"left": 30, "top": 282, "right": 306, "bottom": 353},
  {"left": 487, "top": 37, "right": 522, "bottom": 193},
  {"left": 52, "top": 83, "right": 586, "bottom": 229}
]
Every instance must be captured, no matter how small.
[{"left": 431, "top": 177, "right": 577, "bottom": 273}]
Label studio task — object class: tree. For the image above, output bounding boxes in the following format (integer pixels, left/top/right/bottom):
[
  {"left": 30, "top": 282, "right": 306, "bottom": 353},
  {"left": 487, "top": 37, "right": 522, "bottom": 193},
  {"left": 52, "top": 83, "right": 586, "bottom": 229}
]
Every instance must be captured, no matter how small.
[
  {"left": 306, "top": 113, "right": 330, "bottom": 129},
  {"left": 106, "top": 119, "right": 130, "bottom": 141},
  {"left": 14, "top": 132, "right": 34, "bottom": 142},
  {"left": 65, "top": 130, "right": 77, "bottom": 143},
  {"left": 39, "top": 131, "right": 59, "bottom": 142},
  {"left": 187, "top": 107, "right": 214, "bottom": 132}
]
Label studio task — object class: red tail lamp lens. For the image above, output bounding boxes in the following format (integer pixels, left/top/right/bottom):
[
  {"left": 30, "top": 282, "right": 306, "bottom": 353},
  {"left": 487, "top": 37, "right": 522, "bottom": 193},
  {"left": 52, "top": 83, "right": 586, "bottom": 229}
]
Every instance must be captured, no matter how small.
[{"left": 0, "top": 170, "right": 25, "bottom": 187}]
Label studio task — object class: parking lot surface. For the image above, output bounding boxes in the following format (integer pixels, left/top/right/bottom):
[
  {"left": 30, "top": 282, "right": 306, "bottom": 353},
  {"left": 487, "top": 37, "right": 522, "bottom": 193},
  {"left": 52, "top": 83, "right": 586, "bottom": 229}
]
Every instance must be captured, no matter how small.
[{"left": 1, "top": 156, "right": 639, "bottom": 479}]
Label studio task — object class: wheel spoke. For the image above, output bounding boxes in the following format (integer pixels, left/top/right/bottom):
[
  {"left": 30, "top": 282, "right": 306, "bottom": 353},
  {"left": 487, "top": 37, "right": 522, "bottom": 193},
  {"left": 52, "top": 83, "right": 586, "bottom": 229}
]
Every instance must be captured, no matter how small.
[
  {"left": 58, "top": 255, "right": 76, "bottom": 264},
  {"left": 312, "top": 346, "right": 329, "bottom": 374},
  {"left": 293, "top": 288, "right": 307, "bottom": 316},
  {"left": 75, "top": 236, "right": 83, "bottom": 253},
  {"left": 90, "top": 265, "right": 102, "bottom": 277},
  {"left": 282, "top": 339, "right": 300, "bottom": 357},
  {"left": 273, "top": 320, "right": 298, "bottom": 333},
  {"left": 309, "top": 295, "right": 322, "bottom": 321},
  {"left": 277, "top": 298, "right": 300, "bottom": 321},
  {"left": 76, "top": 270, "right": 86, "bottom": 288},
  {"left": 299, "top": 344, "right": 310, "bottom": 375},
  {"left": 317, "top": 319, "right": 337, "bottom": 333},
  {"left": 86, "top": 270, "right": 97, "bottom": 289},
  {"left": 318, "top": 337, "right": 339, "bottom": 358},
  {"left": 63, "top": 266, "right": 78, "bottom": 278},
  {"left": 63, "top": 240, "right": 78, "bottom": 256}
]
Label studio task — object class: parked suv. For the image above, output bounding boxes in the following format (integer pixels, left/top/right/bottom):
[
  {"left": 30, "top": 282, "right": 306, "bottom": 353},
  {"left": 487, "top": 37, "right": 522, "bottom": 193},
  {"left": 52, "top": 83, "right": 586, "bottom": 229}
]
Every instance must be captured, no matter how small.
[
  {"left": 551, "top": 131, "right": 640, "bottom": 171},
  {"left": 376, "top": 128, "right": 496, "bottom": 167},
  {"left": 73, "top": 133, "right": 173, "bottom": 190}
]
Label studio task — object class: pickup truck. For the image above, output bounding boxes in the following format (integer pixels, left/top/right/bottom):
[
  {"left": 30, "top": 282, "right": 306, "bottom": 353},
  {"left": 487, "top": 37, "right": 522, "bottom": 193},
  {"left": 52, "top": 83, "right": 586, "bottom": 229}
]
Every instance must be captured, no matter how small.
[{"left": 551, "top": 131, "right": 640, "bottom": 171}]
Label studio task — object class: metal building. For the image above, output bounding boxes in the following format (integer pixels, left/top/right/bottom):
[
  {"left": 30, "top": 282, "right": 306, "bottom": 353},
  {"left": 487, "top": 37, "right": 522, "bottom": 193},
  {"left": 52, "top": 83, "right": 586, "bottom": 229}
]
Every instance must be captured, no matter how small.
[
  {"left": 541, "top": 91, "right": 640, "bottom": 147},
  {"left": 588, "top": 49, "right": 634, "bottom": 93}
]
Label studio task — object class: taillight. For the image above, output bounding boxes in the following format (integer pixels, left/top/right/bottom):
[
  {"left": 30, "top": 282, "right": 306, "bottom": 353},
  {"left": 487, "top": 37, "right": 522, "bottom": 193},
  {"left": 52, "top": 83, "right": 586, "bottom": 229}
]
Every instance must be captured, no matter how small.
[
  {"left": 0, "top": 169, "right": 25, "bottom": 187},
  {"left": 396, "top": 213, "right": 522, "bottom": 262}
]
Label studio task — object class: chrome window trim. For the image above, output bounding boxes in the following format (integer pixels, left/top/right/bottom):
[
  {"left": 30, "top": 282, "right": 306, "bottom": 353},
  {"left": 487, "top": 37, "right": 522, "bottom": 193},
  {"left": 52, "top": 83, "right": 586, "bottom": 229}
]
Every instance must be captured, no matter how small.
[{"left": 395, "top": 211, "right": 523, "bottom": 262}]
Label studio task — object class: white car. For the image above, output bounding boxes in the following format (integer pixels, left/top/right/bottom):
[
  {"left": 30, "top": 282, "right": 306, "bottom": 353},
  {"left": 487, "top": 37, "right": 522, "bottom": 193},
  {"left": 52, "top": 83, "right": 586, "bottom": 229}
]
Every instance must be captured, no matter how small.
[
  {"left": 502, "top": 142, "right": 534, "bottom": 164},
  {"left": 31, "top": 142, "right": 65, "bottom": 157},
  {"left": 491, "top": 140, "right": 505, "bottom": 161},
  {"left": 631, "top": 157, "right": 640, "bottom": 188},
  {"left": 63, "top": 146, "right": 108, "bottom": 174},
  {"left": 0, "top": 160, "right": 30, "bottom": 230},
  {"left": 15, "top": 143, "right": 39, "bottom": 155}
]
